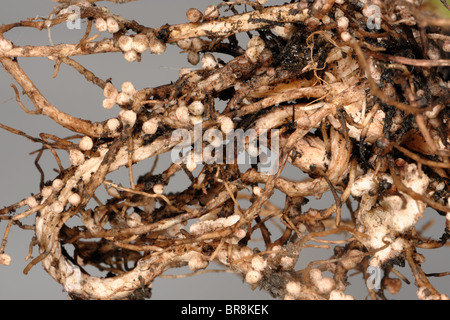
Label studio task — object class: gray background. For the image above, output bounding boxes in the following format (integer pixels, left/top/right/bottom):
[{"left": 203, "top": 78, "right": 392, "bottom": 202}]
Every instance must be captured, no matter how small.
[{"left": 0, "top": 0, "right": 448, "bottom": 300}]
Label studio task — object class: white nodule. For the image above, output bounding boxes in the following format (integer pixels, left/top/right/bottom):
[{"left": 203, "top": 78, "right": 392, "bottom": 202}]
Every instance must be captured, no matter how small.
[
  {"left": 142, "top": 118, "right": 159, "bottom": 135},
  {"left": 106, "top": 17, "right": 120, "bottom": 34},
  {"left": 52, "top": 179, "right": 64, "bottom": 191},
  {"left": 153, "top": 183, "right": 164, "bottom": 195},
  {"left": 79, "top": 136, "right": 94, "bottom": 151},
  {"left": 188, "top": 101, "right": 205, "bottom": 116},
  {"left": 0, "top": 253, "right": 11, "bottom": 266},
  {"left": 121, "top": 110, "right": 137, "bottom": 127},
  {"left": 0, "top": 37, "right": 13, "bottom": 52},
  {"left": 107, "top": 118, "right": 120, "bottom": 132},
  {"left": 70, "top": 149, "right": 85, "bottom": 166},
  {"left": 188, "top": 252, "right": 209, "bottom": 271},
  {"left": 204, "top": 5, "right": 219, "bottom": 20},
  {"left": 149, "top": 38, "right": 166, "bottom": 55},
  {"left": 186, "top": 8, "right": 203, "bottom": 22},
  {"left": 121, "top": 81, "right": 136, "bottom": 96},
  {"left": 103, "top": 82, "right": 118, "bottom": 99},
  {"left": 102, "top": 97, "right": 116, "bottom": 110},
  {"left": 68, "top": 193, "right": 81, "bottom": 206},
  {"left": 95, "top": 18, "right": 107, "bottom": 32},
  {"left": 218, "top": 116, "right": 234, "bottom": 134},
  {"left": 123, "top": 50, "right": 138, "bottom": 62},
  {"left": 118, "top": 35, "right": 133, "bottom": 52},
  {"left": 132, "top": 34, "right": 149, "bottom": 53},
  {"left": 116, "top": 92, "right": 133, "bottom": 106},
  {"left": 175, "top": 105, "right": 190, "bottom": 123},
  {"left": 201, "top": 53, "right": 217, "bottom": 70},
  {"left": 245, "top": 270, "right": 262, "bottom": 284}
]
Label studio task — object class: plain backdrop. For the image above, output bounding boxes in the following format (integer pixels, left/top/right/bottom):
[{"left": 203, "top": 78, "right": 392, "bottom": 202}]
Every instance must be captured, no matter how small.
[{"left": 0, "top": 0, "right": 448, "bottom": 300}]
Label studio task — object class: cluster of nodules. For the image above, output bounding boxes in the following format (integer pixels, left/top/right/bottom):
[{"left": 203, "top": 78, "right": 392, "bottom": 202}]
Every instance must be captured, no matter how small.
[
  {"left": 70, "top": 82, "right": 151, "bottom": 169},
  {"left": 178, "top": 4, "right": 277, "bottom": 67},
  {"left": 68, "top": 135, "right": 94, "bottom": 167},
  {"left": 284, "top": 268, "right": 354, "bottom": 300},
  {"left": 25, "top": 177, "right": 81, "bottom": 216},
  {"left": 177, "top": 31, "right": 271, "bottom": 67},
  {"left": 116, "top": 33, "right": 166, "bottom": 62},
  {"left": 242, "top": 246, "right": 296, "bottom": 285},
  {"left": 186, "top": 243, "right": 299, "bottom": 288},
  {"left": 177, "top": 6, "right": 221, "bottom": 67},
  {"left": 180, "top": 220, "right": 302, "bottom": 291},
  {"left": 100, "top": 75, "right": 237, "bottom": 171},
  {"left": 102, "top": 81, "right": 159, "bottom": 134},
  {"left": 94, "top": 17, "right": 166, "bottom": 62}
]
